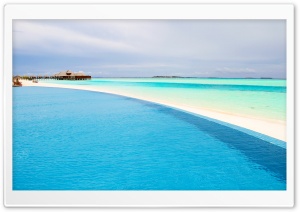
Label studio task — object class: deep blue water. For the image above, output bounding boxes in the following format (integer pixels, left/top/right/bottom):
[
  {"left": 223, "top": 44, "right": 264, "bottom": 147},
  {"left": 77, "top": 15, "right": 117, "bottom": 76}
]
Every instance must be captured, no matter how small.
[{"left": 13, "top": 87, "right": 286, "bottom": 190}]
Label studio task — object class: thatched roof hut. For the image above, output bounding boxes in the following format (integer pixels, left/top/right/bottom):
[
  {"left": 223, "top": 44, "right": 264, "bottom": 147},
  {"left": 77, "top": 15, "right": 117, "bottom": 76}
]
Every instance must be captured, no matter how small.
[
  {"left": 13, "top": 76, "right": 22, "bottom": 87},
  {"left": 54, "top": 70, "right": 91, "bottom": 80}
]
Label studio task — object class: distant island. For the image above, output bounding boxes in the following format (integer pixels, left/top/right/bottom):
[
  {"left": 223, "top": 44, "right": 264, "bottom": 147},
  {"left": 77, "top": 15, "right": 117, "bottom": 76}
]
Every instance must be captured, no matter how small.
[{"left": 152, "top": 76, "right": 183, "bottom": 78}]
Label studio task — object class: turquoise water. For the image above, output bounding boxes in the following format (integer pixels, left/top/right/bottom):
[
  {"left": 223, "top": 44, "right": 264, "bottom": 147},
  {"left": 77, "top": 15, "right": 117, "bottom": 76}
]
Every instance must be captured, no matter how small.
[
  {"left": 43, "top": 78, "right": 286, "bottom": 122},
  {"left": 13, "top": 87, "right": 286, "bottom": 190}
]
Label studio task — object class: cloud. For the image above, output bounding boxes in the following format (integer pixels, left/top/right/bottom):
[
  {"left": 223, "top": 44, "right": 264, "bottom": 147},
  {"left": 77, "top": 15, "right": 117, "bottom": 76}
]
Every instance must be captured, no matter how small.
[
  {"left": 13, "top": 20, "right": 286, "bottom": 78},
  {"left": 14, "top": 20, "right": 285, "bottom": 62},
  {"left": 216, "top": 67, "right": 256, "bottom": 73},
  {"left": 13, "top": 21, "right": 137, "bottom": 55},
  {"left": 98, "top": 63, "right": 181, "bottom": 69}
]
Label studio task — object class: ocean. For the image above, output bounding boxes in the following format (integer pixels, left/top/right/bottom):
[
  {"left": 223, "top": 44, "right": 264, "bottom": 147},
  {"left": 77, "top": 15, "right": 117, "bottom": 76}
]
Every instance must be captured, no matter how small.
[
  {"left": 43, "top": 78, "right": 286, "bottom": 122},
  {"left": 13, "top": 83, "right": 286, "bottom": 190}
]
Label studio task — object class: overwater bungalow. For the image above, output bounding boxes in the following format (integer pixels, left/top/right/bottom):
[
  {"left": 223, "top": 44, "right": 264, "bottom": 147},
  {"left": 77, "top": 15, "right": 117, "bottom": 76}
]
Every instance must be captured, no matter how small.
[{"left": 54, "top": 70, "right": 91, "bottom": 80}]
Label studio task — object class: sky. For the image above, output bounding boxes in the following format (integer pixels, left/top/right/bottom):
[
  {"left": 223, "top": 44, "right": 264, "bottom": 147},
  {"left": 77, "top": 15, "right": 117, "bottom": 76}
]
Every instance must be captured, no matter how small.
[{"left": 13, "top": 20, "right": 286, "bottom": 78}]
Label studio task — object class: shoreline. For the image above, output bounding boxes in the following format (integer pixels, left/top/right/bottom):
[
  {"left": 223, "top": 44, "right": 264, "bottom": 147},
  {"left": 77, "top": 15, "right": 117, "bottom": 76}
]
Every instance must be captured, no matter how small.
[{"left": 19, "top": 79, "right": 286, "bottom": 141}]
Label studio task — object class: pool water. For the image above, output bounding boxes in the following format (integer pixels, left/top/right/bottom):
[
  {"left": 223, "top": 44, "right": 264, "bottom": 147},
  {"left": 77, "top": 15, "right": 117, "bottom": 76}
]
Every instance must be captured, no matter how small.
[{"left": 13, "top": 87, "right": 286, "bottom": 190}]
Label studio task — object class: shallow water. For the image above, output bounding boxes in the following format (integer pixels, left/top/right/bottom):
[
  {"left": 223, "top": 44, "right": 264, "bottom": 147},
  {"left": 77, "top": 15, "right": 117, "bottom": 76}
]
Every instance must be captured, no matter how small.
[
  {"left": 13, "top": 87, "right": 286, "bottom": 190},
  {"left": 43, "top": 78, "right": 286, "bottom": 122}
]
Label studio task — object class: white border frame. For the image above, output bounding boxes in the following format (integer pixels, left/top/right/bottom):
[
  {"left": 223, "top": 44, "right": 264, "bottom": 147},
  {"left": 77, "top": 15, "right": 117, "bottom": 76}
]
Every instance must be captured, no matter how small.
[{"left": 4, "top": 4, "right": 294, "bottom": 207}]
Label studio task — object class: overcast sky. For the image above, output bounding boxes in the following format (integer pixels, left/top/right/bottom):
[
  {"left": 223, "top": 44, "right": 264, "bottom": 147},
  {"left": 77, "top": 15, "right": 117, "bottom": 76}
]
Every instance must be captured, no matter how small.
[{"left": 13, "top": 20, "right": 286, "bottom": 78}]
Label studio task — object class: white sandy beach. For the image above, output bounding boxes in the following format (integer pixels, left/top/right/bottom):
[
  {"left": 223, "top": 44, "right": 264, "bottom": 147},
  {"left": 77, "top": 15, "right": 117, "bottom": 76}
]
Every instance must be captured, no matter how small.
[{"left": 19, "top": 79, "right": 286, "bottom": 141}]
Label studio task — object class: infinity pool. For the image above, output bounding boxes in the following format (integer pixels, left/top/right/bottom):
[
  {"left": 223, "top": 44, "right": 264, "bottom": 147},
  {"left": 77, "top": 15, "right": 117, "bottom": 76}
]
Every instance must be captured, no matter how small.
[{"left": 13, "top": 87, "right": 286, "bottom": 190}]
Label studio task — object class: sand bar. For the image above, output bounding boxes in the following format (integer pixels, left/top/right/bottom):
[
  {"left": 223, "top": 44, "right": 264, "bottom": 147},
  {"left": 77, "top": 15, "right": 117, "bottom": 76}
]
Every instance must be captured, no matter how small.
[{"left": 19, "top": 80, "right": 286, "bottom": 141}]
